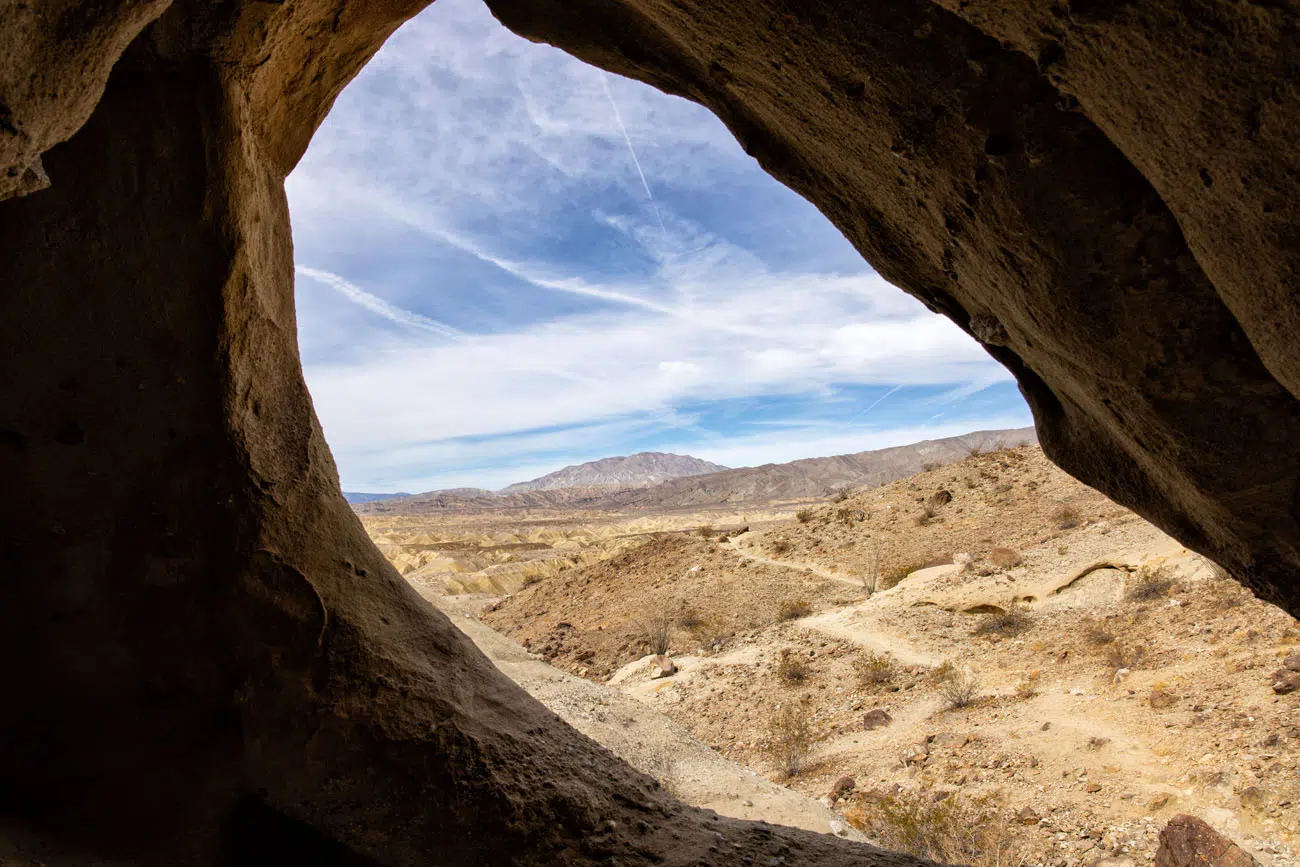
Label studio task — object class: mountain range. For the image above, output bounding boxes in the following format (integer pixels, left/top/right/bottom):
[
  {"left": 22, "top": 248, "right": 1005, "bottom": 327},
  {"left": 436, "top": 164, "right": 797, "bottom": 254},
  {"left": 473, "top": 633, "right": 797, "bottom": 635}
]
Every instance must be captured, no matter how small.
[{"left": 347, "top": 427, "right": 1036, "bottom": 513}]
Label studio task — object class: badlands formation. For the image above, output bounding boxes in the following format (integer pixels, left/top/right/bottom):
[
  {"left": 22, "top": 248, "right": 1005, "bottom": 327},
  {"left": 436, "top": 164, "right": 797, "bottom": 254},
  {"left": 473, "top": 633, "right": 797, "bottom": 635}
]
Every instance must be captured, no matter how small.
[
  {"left": 5, "top": 0, "right": 1300, "bottom": 863},
  {"left": 382, "top": 445, "right": 1300, "bottom": 866}
]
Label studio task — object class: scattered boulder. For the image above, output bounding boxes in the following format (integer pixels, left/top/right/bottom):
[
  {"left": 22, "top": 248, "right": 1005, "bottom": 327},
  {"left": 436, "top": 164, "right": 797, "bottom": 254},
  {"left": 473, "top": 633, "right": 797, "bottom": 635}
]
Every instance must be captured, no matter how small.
[
  {"left": 1272, "top": 668, "right": 1300, "bottom": 695},
  {"left": 1149, "top": 793, "right": 1173, "bottom": 811},
  {"left": 927, "top": 732, "right": 969, "bottom": 749},
  {"left": 1282, "top": 651, "right": 1300, "bottom": 672},
  {"left": 649, "top": 655, "right": 677, "bottom": 679},
  {"left": 1084, "top": 782, "right": 1103, "bottom": 793},
  {"left": 862, "top": 708, "right": 893, "bottom": 730},
  {"left": 1155, "top": 814, "right": 1259, "bottom": 867},
  {"left": 1017, "top": 806, "right": 1040, "bottom": 825},
  {"left": 829, "top": 775, "right": 855, "bottom": 803},
  {"left": 901, "top": 743, "right": 928, "bottom": 765}
]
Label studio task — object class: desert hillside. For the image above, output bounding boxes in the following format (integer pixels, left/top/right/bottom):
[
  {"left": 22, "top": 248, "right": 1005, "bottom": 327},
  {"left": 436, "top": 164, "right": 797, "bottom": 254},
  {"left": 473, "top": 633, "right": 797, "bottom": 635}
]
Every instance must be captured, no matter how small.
[
  {"left": 500, "top": 451, "right": 729, "bottom": 493},
  {"left": 367, "top": 444, "right": 1300, "bottom": 866}
]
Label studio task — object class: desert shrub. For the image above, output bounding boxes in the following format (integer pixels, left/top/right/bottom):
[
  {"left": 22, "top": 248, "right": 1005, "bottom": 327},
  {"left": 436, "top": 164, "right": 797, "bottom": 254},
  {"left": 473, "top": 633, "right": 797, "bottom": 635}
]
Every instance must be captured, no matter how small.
[
  {"left": 1014, "top": 678, "right": 1037, "bottom": 700},
  {"left": 1084, "top": 620, "right": 1116, "bottom": 646},
  {"left": 972, "top": 606, "right": 1032, "bottom": 638},
  {"left": 765, "top": 703, "right": 814, "bottom": 778},
  {"left": 929, "top": 660, "right": 957, "bottom": 684},
  {"left": 855, "top": 652, "right": 896, "bottom": 687},
  {"left": 845, "top": 791, "right": 1032, "bottom": 866},
  {"left": 695, "top": 524, "right": 715, "bottom": 538},
  {"left": 1052, "top": 504, "right": 1081, "bottom": 530},
  {"left": 966, "top": 441, "right": 986, "bottom": 457},
  {"left": 836, "top": 506, "right": 866, "bottom": 525},
  {"left": 922, "top": 461, "right": 941, "bottom": 472},
  {"left": 938, "top": 667, "right": 981, "bottom": 709},
  {"left": 1104, "top": 641, "right": 1146, "bottom": 670},
  {"left": 834, "top": 488, "right": 851, "bottom": 503},
  {"left": 775, "top": 648, "right": 810, "bottom": 683},
  {"left": 778, "top": 598, "right": 812, "bottom": 621},
  {"left": 677, "top": 607, "right": 704, "bottom": 630},
  {"left": 796, "top": 508, "right": 814, "bottom": 524},
  {"left": 769, "top": 538, "right": 792, "bottom": 556},
  {"left": 988, "top": 547, "right": 1021, "bottom": 569},
  {"left": 1125, "top": 564, "right": 1176, "bottom": 602},
  {"left": 642, "top": 615, "right": 672, "bottom": 656}
]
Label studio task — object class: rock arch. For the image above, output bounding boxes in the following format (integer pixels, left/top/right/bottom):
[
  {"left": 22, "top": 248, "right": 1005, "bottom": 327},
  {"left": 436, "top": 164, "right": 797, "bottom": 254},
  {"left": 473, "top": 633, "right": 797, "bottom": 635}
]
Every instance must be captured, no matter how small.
[{"left": 1, "top": 0, "right": 1297, "bottom": 863}]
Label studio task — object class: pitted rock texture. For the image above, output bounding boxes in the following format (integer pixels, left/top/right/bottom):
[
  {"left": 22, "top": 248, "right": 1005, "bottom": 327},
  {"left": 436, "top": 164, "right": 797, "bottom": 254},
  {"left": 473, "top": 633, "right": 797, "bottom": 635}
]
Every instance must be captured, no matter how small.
[{"left": 0, "top": 0, "right": 1298, "bottom": 864}]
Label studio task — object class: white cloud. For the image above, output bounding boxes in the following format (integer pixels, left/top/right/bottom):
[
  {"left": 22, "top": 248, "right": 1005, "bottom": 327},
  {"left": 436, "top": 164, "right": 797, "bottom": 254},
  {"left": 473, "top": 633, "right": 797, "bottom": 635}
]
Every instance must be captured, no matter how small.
[{"left": 286, "top": 0, "right": 1026, "bottom": 491}]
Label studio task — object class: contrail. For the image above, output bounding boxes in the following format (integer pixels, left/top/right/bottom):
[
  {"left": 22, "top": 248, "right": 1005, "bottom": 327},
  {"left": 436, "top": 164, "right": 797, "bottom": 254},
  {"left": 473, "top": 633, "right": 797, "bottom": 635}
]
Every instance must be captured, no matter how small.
[
  {"left": 296, "top": 265, "right": 464, "bottom": 340},
  {"left": 600, "top": 71, "right": 667, "bottom": 235},
  {"left": 850, "top": 384, "right": 903, "bottom": 422}
]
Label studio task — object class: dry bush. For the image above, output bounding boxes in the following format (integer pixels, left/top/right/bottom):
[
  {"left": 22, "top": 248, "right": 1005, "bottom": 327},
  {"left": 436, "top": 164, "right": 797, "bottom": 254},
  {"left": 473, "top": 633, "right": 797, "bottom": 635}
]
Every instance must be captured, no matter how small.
[
  {"left": 765, "top": 703, "right": 814, "bottom": 778},
  {"left": 1104, "top": 641, "right": 1146, "bottom": 670},
  {"left": 929, "top": 660, "right": 957, "bottom": 684},
  {"left": 1084, "top": 620, "right": 1116, "bottom": 646},
  {"left": 967, "top": 441, "right": 986, "bottom": 457},
  {"left": 938, "top": 667, "right": 981, "bottom": 709},
  {"left": 922, "top": 461, "right": 941, "bottom": 472},
  {"left": 914, "top": 502, "right": 938, "bottom": 526},
  {"left": 769, "top": 538, "right": 792, "bottom": 556},
  {"left": 973, "top": 606, "right": 1032, "bottom": 638},
  {"left": 778, "top": 598, "right": 812, "bottom": 621},
  {"left": 775, "top": 648, "right": 810, "bottom": 683},
  {"left": 1125, "top": 564, "right": 1176, "bottom": 602},
  {"left": 845, "top": 791, "right": 1032, "bottom": 867},
  {"left": 795, "top": 508, "right": 814, "bottom": 524},
  {"left": 677, "top": 607, "right": 704, "bottom": 630},
  {"left": 1014, "top": 678, "right": 1038, "bottom": 700},
  {"left": 642, "top": 615, "right": 672, "bottom": 656},
  {"left": 855, "top": 652, "right": 896, "bottom": 687},
  {"left": 695, "top": 524, "right": 715, "bottom": 538},
  {"left": 988, "top": 547, "right": 1021, "bottom": 569},
  {"left": 1052, "top": 504, "right": 1082, "bottom": 530},
  {"left": 834, "top": 488, "right": 851, "bottom": 503}
]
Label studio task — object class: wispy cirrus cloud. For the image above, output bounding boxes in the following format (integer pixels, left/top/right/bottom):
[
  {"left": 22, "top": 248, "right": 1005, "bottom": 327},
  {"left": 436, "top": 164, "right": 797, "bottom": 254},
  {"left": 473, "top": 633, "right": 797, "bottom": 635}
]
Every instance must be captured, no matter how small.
[{"left": 286, "top": 0, "right": 1029, "bottom": 492}]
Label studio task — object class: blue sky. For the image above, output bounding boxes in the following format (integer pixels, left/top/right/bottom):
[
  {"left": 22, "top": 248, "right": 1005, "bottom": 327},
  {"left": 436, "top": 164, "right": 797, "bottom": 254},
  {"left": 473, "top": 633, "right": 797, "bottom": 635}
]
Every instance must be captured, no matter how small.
[{"left": 286, "top": 0, "right": 1031, "bottom": 493}]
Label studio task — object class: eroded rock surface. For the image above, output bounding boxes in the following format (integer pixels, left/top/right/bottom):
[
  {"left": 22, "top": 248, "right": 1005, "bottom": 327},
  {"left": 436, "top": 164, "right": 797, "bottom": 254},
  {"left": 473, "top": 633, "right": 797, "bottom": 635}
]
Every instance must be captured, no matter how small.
[{"left": 1, "top": 0, "right": 1299, "bottom": 864}]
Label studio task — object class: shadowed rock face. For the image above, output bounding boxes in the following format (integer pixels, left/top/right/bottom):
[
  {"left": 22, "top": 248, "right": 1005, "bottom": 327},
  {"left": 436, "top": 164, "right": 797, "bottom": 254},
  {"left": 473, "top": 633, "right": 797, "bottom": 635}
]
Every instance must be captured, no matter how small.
[{"left": 0, "top": 0, "right": 1296, "bottom": 863}]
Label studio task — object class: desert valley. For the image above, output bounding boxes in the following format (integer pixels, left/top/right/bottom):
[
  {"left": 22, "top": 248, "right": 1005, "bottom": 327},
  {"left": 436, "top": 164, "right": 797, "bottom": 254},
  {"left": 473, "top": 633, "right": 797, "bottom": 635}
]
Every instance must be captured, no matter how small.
[{"left": 354, "top": 430, "right": 1300, "bottom": 867}]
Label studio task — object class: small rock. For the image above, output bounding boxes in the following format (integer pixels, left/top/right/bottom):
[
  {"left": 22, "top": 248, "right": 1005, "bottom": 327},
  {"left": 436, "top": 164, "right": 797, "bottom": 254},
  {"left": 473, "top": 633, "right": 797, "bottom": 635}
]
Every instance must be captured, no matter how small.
[
  {"left": 1150, "top": 688, "right": 1178, "bottom": 709},
  {"left": 1271, "top": 669, "right": 1300, "bottom": 695},
  {"left": 1088, "top": 736, "right": 1111, "bottom": 750},
  {"left": 1041, "top": 721, "right": 1052, "bottom": 731},
  {"left": 1018, "top": 806, "right": 1041, "bottom": 825},
  {"left": 902, "top": 743, "right": 929, "bottom": 765},
  {"left": 1240, "top": 786, "right": 1272, "bottom": 810},
  {"left": 1085, "top": 782, "right": 1103, "bottom": 793},
  {"left": 1282, "top": 651, "right": 1300, "bottom": 672},
  {"left": 649, "top": 655, "right": 677, "bottom": 679},
  {"left": 928, "top": 732, "right": 968, "bottom": 748},
  {"left": 1149, "top": 793, "right": 1173, "bottom": 811},
  {"left": 829, "top": 775, "right": 856, "bottom": 803},
  {"left": 863, "top": 708, "right": 893, "bottom": 730},
  {"left": 1155, "top": 814, "right": 1259, "bottom": 866}
]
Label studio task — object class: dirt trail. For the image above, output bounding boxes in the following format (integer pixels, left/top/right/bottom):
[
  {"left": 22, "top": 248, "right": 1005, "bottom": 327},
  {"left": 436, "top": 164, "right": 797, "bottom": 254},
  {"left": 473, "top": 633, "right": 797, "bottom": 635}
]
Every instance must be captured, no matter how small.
[
  {"left": 419, "top": 590, "right": 867, "bottom": 842},
  {"left": 723, "top": 535, "right": 862, "bottom": 588}
]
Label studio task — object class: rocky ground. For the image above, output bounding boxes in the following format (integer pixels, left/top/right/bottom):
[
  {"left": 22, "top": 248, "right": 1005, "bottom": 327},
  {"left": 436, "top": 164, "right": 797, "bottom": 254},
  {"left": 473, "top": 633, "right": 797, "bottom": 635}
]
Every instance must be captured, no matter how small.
[{"left": 371, "top": 446, "right": 1300, "bottom": 866}]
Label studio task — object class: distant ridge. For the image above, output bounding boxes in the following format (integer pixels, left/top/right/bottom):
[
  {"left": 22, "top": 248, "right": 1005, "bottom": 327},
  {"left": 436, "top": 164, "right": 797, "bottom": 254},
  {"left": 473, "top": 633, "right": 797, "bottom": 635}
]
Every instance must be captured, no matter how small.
[
  {"left": 344, "top": 491, "right": 412, "bottom": 504},
  {"left": 351, "top": 427, "right": 1037, "bottom": 515},
  {"left": 500, "top": 452, "right": 728, "bottom": 494}
]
